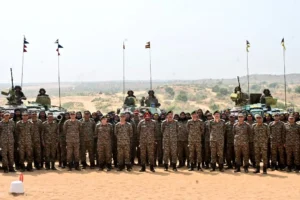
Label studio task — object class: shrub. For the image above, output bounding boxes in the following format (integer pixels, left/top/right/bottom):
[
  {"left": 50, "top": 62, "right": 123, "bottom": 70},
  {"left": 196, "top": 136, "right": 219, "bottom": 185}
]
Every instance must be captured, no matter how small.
[{"left": 176, "top": 91, "right": 188, "bottom": 102}]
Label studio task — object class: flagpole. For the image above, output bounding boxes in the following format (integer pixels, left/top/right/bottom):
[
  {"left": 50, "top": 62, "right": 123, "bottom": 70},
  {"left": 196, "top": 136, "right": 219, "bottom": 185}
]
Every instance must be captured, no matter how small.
[
  {"left": 123, "top": 41, "right": 125, "bottom": 101},
  {"left": 58, "top": 54, "right": 61, "bottom": 108},
  {"left": 21, "top": 50, "right": 24, "bottom": 87},
  {"left": 149, "top": 48, "right": 152, "bottom": 90},
  {"left": 247, "top": 50, "right": 250, "bottom": 96},
  {"left": 283, "top": 47, "right": 287, "bottom": 108}
]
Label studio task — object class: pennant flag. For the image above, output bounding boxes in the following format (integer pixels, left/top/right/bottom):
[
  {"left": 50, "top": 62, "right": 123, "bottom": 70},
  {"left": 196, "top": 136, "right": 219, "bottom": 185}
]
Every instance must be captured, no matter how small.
[
  {"left": 23, "top": 36, "right": 29, "bottom": 52},
  {"left": 24, "top": 37, "right": 29, "bottom": 44},
  {"left": 246, "top": 40, "right": 250, "bottom": 52},
  {"left": 55, "top": 39, "right": 63, "bottom": 56},
  {"left": 281, "top": 38, "right": 286, "bottom": 50},
  {"left": 23, "top": 49, "right": 27, "bottom": 53},
  {"left": 24, "top": 45, "right": 27, "bottom": 48},
  {"left": 145, "top": 41, "right": 151, "bottom": 49},
  {"left": 123, "top": 42, "right": 125, "bottom": 49},
  {"left": 58, "top": 44, "right": 63, "bottom": 48},
  {"left": 55, "top": 39, "right": 59, "bottom": 44}
]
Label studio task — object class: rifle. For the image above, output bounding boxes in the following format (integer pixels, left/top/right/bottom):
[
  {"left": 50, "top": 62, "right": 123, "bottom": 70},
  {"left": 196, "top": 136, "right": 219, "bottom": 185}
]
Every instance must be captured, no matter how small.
[
  {"left": 10, "top": 68, "right": 14, "bottom": 90},
  {"left": 237, "top": 76, "right": 241, "bottom": 92}
]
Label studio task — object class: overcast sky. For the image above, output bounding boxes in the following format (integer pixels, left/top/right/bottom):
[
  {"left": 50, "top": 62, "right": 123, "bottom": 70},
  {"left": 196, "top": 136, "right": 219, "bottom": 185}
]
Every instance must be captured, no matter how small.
[{"left": 0, "top": 0, "right": 299, "bottom": 84}]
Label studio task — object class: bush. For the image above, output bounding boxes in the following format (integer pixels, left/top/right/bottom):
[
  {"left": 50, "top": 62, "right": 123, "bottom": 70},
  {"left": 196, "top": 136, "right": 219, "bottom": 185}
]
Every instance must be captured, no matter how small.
[
  {"left": 165, "top": 87, "right": 175, "bottom": 99},
  {"left": 219, "top": 88, "right": 229, "bottom": 96},
  {"left": 251, "top": 84, "right": 261, "bottom": 92},
  {"left": 276, "top": 102, "right": 286, "bottom": 109},
  {"left": 268, "top": 82, "right": 278, "bottom": 88},
  {"left": 212, "top": 85, "right": 220, "bottom": 93},
  {"left": 176, "top": 91, "right": 188, "bottom": 102},
  {"left": 295, "top": 86, "right": 300, "bottom": 94},
  {"left": 209, "top": 103, "right": 219, "bottom": 111}
]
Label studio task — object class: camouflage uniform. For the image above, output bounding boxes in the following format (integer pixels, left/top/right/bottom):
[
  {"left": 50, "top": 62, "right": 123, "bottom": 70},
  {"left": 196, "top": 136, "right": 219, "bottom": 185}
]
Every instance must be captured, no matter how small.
[
  {"left": 115, "top": 122, "right": 133, "bottom": 166},
  {"left": 187, "top": 119, "right": 204, "bottom": 166},
  {"left": 247, "top": 121, "right": 255, "bottom": 166},
  {"left": 233, "top": 122, "right": 251, "bottom": 168},
  {"left": 16, "top": 120, "right": 33, "bottom": 167},
  {"left": 58, "top": 120, "right": 67, "bottom": 166},
  {"left": 30, "top": 119, "right": 43, "bottom": 167},
  {"left": 137, "top": 119, "right": 156, "bottom": 166},
  {"left": 42, "top": 120, "right": 58, "bottom": 163},
  {"left": 161, "top": 120, "right": 178, "bottom": 165},
  {"left": 209, "top": 120, "right": 225, "bottom": 168},
  {"left": 225, "top": 121, "right": 235, "bottom": 167},
  {"left": 269, "top": 121, "right": 285, "bottom": 168},
  {"left": 95, "top": 122, "right": 113, "bottom": 167},
  {"left": 63, "top": 120, "right": 81, "bottom": 163},
  {"left": 284, "top": 122, "right": 300, "bottom": 167},
  {"left": 131, "top": 119, "right": 138, "bottom": 164},
  {"left": 177, "top": 120, "right": 189, "bottom": 166},
  {"left": 204, "top": 120, "right": 211, "bottom": 166},
  {"left": 0, "top": 120, "right": 15, "bottom": 169},
  {"left": 154, "top": 120, "right": 163, "bottom": 165},
  {"left": 253, "top": 123, "right": 270, "bottom": 167},
  {"left": 80, "top": 119, "right": 95, "bottom": 166}
]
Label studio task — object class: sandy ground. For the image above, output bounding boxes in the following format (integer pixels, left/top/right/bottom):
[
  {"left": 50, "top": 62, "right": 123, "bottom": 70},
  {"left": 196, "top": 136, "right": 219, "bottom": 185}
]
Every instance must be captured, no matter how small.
[{"left": 0, "top": 166, "right": 300, "bottom": 200}]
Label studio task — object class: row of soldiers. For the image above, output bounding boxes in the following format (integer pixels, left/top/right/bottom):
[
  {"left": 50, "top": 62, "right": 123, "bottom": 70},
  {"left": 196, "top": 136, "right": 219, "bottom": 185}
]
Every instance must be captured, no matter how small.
[{"left": 0, "top": 108, "right": 299, "bottom": 174}]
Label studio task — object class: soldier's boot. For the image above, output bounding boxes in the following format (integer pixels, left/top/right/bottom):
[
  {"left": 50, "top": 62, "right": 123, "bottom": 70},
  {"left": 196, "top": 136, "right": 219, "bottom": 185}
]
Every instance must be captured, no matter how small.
[
  {"left": 68, "top": 163, "right": 72, "bottom": 171},
  {"left": 150, "top": 165, "right": 155, "bottom": 172},
  {"left": 117, "top": 164, "right": 123, "bottom": 171},
  {"left": 75, "top": 162, "right": 81, "bottom": 171},
  {"left": 188, "top": 163, "right": 194, "bottom": 171},
  {"left": 263, "top": 166, "right": 267, "bottom": 174},
  {"left": 36, "top": 163, "right": 41, "bottom": 170},
  {"left": 164, "top": 164, "right": 168, "bottom": 171},
  {"left": 252, "top": 162, "right": 256, "bottom": 168},
  {"left": 177, "top": 161, "right": 183, "bottom": 168},
  {"left": 99, "top": 163, "right": 104, "bottom": 171},
  {"left": 197, "top": 163, "right": 203, "bottom": 171},
  {"left": 90, "top": 161, "right": 95, "bottom": 169},
  {"left": 226, "top": 163, "right": 233, "bottom": 169},
  {"left": 62, "top": 161, "right": 67, "bottom": 169},
  {"left": 139, "top": 164, "right": 146, "bottom": 172},
  {"left": 271, "top": 162, "right": 276, "bottom": 171},
  {"left": 58, "top": 161, "right": 62, "bottom": 168},
  {"left": 82, "top": 162, "right": 87, "bottom": 169},
  {"left": 20, "top": 164, "right": 25, "bottom": 172},
  {"left": 210, "top": 163, "right": 216, "bottom": 172},
  {"left": 279, "top": 164, "right": 285, "bottom": 171},
  {"left": 234, "top": 165, "right": 241, "bottom": 173},
  {"left": 9, "top": 166, "right": 16, "bottom": 173},
  {"left": 46, "top": 162, "right": 50, "bottom": 170},
  {"left": 51, "top": 162, "right": 57, "bottom": 170},
  {"left": 126, "top": 164, "right": 131, "bottom": 172},
  {"left": 3, "top": 166, "right": 9, "bottom": 173},
  {"left": 244, "top": 165, "right": 249, "bottom": 173},
  {"left": 106, "top": 164, "right": 112, "bottom": 171},
  {"left": 287, "top": 165, "right": 292, "bottom": 172},
  {"left": 158, "top": 160, "right": 163, "bottom": 167},
  {"left": 295, "top": 166, "right": 300, "bottom": 173},
  {"left": 27, "top": 163, "right": 33, "bottom": 172},
  {"left": 219, "top": 164, "right": 224, "bottom": 172},
  {"left": 172, "top": 163, "right": 177, "bottom": 172},
  {"left": 205, "top": 162, "right": 210, "bottom": 169},
  {"left": 253, "top": 166, "right": 260, "bottom": 173}
]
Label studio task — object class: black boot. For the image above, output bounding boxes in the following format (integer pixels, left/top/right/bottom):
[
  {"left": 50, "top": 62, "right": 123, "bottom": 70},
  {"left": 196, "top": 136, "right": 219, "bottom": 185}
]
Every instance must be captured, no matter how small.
[
  {"left": 172, "top": 163, "right": 177, "bottom": 172},
  {"left": 253, "top": 166, "right": 260, "bottom": 173},
  {"left": 68, "top": 163, "right": 72, "bottom": 171},
  {"left": 82, "top": 162, "right": 87, "bottom": 169},
  {"left": 99, "top": 163, "right": 104, "bottom": 171},
  {"left": 75, "top": 162, "right": 81, "bottom": 171},
  {"left": 62, "top": 161, "right": 67, "bottom": 169},
  {"left": 244, "top": 165, "right": 249, "bottom": 173},
  {"left": 150, "top": 165, "right": 155, "bottom": 172},
  {"left": 296, "top": 166, "right": 300, "bottom": 173},
  {"left": 177, "top": 161, "right": 183, "bottom": 168},
  {"left": 279, "top": 164, "right": 285, "bottom": 171},
  {"left": 3, "top": 166, "right": 9, "bottom": 173},
  {"left": 197, "top": 163, "right": 203, "bottom": 171},
  {"left": 226, "top": 163, "right": 233, "bottom": 169},
  {"left": 164, "top": 164, "right": 168, "bottom": 171},
  {"left": 126, "top": 164, "right": 131, "bottom": 172},
  {"left": 46, "top": 162, "right": 50, "bottom": 170},
  {"left": 9, "top": 166, "right": 16, "bottom": 173},
  {"left": 205, "top": 162, "right": 210, "bottom": 169},
  {"left": 287, "top": 165, "right": 292, "bottom": 172},
  {"left": 20, "top": 164, "right": 25, "bottom": 172},
  {"left": 234, "top": 164, "right": 241, "bottom": 173},
  {"left": 271, "top": 163, "right": 276, "bottom": 171},
  {"left": 210, "top": 163, "right": 216, "bottom": 172},
  {"left": 51, "top": 162, "right": 57, "bottom": 170},
  {"left": 90, "top": 161, "right": 95, "bottom": 169},
  {"left": 27, "top": 163, "right": 33, "bottom": 172},
  {"left": 219, "top": 164, "right": 224, "bottom": 172},
  {"left": 117, "top": 164, "right": 123, "bottom": 171},
  {"left": 263, "top": 166, "right": 267, "bottom": 174},
  {"left": 36, "top": 163, "right": 41, "bottom": 170},
  {"left": 188, "top": 163, "right": 194, "bottom": 171},
  {"left": 139, "top": 164, "right": 146, "bottom": 172},
  {"left": 106, "top": 164, "right": 112, "bottom": 171}
]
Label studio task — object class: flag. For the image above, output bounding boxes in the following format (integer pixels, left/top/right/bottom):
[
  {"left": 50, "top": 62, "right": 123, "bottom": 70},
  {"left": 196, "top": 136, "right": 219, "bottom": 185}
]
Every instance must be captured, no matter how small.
[
  {"left": 55, "top": 39, "right": 63, "bottom": 56},
  {"left": 123, "top": 42, "right": 125, "bottom": 49},
  {"left": 58, "top": 44, "right": 63, "bottom": 48},
  {"left": 246, "top": 40, "right": 250, "bottom": 52},
  {"left": 23, "top": 36, "right": 29, "bottom": 52},
  {"left": 281, "top": 38, "right": 286, "bottom": 50},
  {"left": 55, "top": 39, "right": 59, "bottom": 44},
  {"left": 145, "top": 41, "right": 150, "bottom": 49}
]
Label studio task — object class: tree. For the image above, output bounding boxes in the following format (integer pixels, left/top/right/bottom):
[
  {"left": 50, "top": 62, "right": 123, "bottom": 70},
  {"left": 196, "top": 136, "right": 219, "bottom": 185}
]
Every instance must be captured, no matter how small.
[
  {"left": 209, "top": 103, "right": 219, "bottom": 111},
  {"left": 176, "top": 91, "right": 188, "bottom": 102},
  {"left": 268, "top": 82, "right": 278, "bottom": 88},
  {"left": 219, "top": 88, "right": 229, "bottom": 96},
  {"left": 212, "top": 85, "right": 220, "bottom": 93},
  {"left": 165, "top": 87, "right": 175, "bottom": 97},
  {"left": 295, "top": 86, "right": 300, "bottom": 94}
]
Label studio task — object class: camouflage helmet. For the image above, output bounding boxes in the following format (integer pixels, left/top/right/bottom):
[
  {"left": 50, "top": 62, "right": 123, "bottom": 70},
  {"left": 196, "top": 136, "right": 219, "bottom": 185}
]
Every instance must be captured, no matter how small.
[
  {"left": 14, "top": 85, "right": 22, "bottom": 90},
  {"left": 39, "top": 88, "right": 46, "bottom": 93},
  {"left": 148, "top": 90, "right": 154, "bottom": 95}
]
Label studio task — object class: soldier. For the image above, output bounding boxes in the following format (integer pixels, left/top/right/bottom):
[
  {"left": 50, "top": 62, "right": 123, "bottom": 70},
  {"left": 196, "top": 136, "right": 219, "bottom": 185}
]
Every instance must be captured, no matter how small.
[
  {"left": 80, "top": 111, "right": 96, "bottom": 169},
  {"left": 30, "top": 111, "right": 43, "bottom": 170},
  {"left": 63, "top": 111, "right": 81, "bottom": 171},
  {"left": 95, "top": 115, "right": 113, "bottom": 171},
  {"left": 123, "top": 90, "right": 137, "bottom": 107},
  {"left": 115, "top": 113, "right": 133, "bottom": 171},
  {"left": 225, "top": 114, "right": 235, "bottom": 169},
  {"left": 161, "top": 111, "right": 178, "bottom": 171},
  {"left": 187, "top": 111, "right": 204, "bottom": 171},
  {"left": 285, "top": 115, "right": 300, "bottom": 172},
  {"left": 233, "top": 113, "right": 251, "bottom": 173},
  {"left": 144, "top": 90, "right": 160, "bottom": 107},
  {"left": 269, "top": 113, "right": 285, "bottom": 171},
  {"left": 16, "top": 111, "right": 34, "bottom": 172},
  {"left": 204, "top": 113, "right": 213, "bottom": 169},
  {"left": 209, "top": 111, "right": 225, "bottom": 172},
  {"left": 131, "top": 110, "right": 140, "bottom": 165},
  {"left": 246, "top": 114, "right": 255, "bottom": 168},
  {"left": 153, "top": 113, "right": 163, "bottom": 166},
  {"left": 177, "top": 112, "right": 189, "bottom": 168},
  {"left": 58, "top": 113, "right": 68, "bottom": 168},
  {"left": 137, "top": 112, "right": 156, "bottom": 172},
  {"left": 42, "top": 113, "right": 58, "bottom": 170},
  {"left": 252, "top": 114, "right": 270, "bottom": 174},
  {"left": 0, "top": 111, "right": 16, "bottom": 173},
  {"left": 36, "top": 88, "right": 51, "bottom": 109}
]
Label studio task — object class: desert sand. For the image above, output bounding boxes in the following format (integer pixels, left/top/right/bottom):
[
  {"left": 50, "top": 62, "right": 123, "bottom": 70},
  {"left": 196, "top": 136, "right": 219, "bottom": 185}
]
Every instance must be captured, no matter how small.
[{"left": 0, "top": 166, "right": 300, "bottom": 200}]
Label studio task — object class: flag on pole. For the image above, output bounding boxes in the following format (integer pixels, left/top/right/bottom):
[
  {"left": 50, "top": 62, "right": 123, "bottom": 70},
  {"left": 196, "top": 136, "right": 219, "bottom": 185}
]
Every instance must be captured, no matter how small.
[
  {"left": 123, "top": 42, "right": 125, "bottom": 49},
  {"left": 145, "top": 41, "right": 151, "bottom": 49},
  {"left": 55, "top": 39, "right": 63, "bottom": 56},
  {"left": 281, "top": 38, "right": 286, "bottom": 50},
  {"left": 23, "top": 36, "right": 29, "bottom": 52},
  {"left": 246, "top": 40, "right": 250, "bottom": 52}
]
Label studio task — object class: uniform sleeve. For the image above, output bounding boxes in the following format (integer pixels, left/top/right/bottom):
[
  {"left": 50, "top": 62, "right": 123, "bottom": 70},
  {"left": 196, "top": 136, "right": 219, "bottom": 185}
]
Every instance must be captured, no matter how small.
[
  {"left": 63, "top": 121, "right": 67, "bottom": 137},
  {"left": 282, "top": 124, "right": 286, "bottom": 144},
  {"left": 114, "top": 124, "right": 117, "bottom": 137},
  {"left": 266, "top": 125, "right": 270, "bottom": 138},
  {"left": 129, "top": 124, "right": 133, "bottom": 138},
  {"left": 137, "top": 121, "right": 141, "bottom": 141},
  {"left": 161, "top": 121, "right": 165, "bottom": 135},
  {"left": 94, "top": 124, "right": 98, "bottom": 139},
  {"left": 186, "top": 121, "right": 190, "bottom": 134}
]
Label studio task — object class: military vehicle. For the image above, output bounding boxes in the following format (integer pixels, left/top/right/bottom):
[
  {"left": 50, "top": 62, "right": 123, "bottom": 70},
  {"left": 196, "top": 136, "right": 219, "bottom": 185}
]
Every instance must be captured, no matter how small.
[{"left": 230, "top": 76, "right": 277, "bottom": 116}]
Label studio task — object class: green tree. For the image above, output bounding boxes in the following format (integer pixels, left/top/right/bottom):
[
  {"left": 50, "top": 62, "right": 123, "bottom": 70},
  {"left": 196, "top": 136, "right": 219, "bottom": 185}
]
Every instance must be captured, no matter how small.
[
  {"left": 165, "top": 87, "right": 175, "bottom": 97},
  {"left": 268, "top": 82, "right": 278, "bottom": 88},
  {"left": 251, "top": 84, "right": 261, "bottom": 92},
  {"left": 295, "top": 86, "right": 300, "bottom": 94},
  {"left": 176, "top": 91, "right": 188, "bottom": 102},
  {"left": 209, "top": 103, "right": 219, "bottom": 111},
  {"left": 219, "top": 88, "right": 229, "bottom": 96},
  {"left": 212, "top": 85, "right": 220, "bottom": 93}
]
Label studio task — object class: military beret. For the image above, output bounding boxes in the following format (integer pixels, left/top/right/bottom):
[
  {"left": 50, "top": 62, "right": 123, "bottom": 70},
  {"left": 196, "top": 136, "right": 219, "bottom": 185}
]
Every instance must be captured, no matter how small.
[
  {"left": 191, "top": 110, "right": 197, "bottom": 115},
  {"left": 255, "top": 114, "right": 262, "bottom": 118},
  {"left": 144, "top": 112, "right": 151, "bottom": 118},
  {"left": 213, "top": 110, "right": 220, "bottom": 115}
]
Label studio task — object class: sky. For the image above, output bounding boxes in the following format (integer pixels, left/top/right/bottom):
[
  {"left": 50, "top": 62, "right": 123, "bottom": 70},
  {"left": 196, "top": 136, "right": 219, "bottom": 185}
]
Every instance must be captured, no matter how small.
[{"left": 0, "top": 0, "right": 299, "bottom": 84}]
